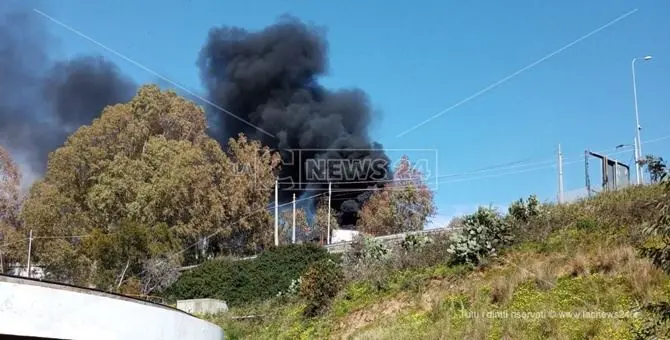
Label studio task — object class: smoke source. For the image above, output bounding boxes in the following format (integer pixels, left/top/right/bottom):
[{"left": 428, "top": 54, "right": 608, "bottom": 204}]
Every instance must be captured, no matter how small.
[
  {"left": 0, "top": 2, "right": 136, "bottom": 173},
  {"left": 199, "top": 16, "right": 390, "bottom": 226}
]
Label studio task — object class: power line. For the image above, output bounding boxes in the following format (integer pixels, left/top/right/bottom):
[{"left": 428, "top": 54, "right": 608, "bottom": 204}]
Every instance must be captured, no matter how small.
[
  {"left": 33, "top": 235, "right": 92, "bottom": 240},
  {"left": 436, "top": 145, "right": 640, "bottom": 185},
  {"left": 273, "top": 134, "right": 670, "bottom": 189},
  {"left": 12, "top": 134, "right": 668, "bottom": 287},
  {"left": 336, "top": 134, "right": 669, "bottom": 188},
  {"left": 133, "top": 191, "right": 329, "bottom": 279}
]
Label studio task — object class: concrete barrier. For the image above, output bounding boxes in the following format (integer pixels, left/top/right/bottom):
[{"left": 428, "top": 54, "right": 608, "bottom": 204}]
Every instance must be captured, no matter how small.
[
  {"left": 0, "top": 275, "right": 224, "bottom": 340},
  {"left": 324, "top": 227, "right": 461, "bottom": 254},
  {"left": 178, "top": 226, "right": 462, "bottom": 271},
  {"left": 177, "top": 299, "right": 229, "bottom": 315}
]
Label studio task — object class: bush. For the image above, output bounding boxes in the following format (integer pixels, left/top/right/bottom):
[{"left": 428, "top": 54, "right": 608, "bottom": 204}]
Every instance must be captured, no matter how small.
[
  {"left": 162, "top": 243, "right": 335, "bottom": 306},
  {"left": 300, "top": 258, "right": 345, "bottom": 317},
  {"left": 508, "top": 194, "right": 542, "bottom": 223},
  {"left": 447, "top": 207, "right": 512, "bottom": 265},
  {"left": 636, "top": 175, "right": 670, "bottom": 337},
  {"left": 574, "top": 218, "right": 598, "bottom": 230},
  {"left": 276, "top": 277, "right": 302, "bottom": 299},
  {"left": 513, "top": 184, "right": 664, "bottom": 245},
  {"left": 344, "top": 235, "right": 391, "bottom": 264},
  {"left": 401, "top": 233, "right": 433, "bottom": 251},
  {"left": 342, "top": 232, "right": 455, "bottom": 284}
]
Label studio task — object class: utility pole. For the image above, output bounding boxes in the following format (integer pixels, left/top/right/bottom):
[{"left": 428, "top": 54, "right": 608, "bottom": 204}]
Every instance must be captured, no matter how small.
[
  {"left": 631, "top": 56, "right": 653, "bottom": 184},
  {"left": 558, "top": 144, "right": 564, "bottom": 203},
  {"left": 327, "top": 182, "right": 332, "bottom": 245},
  {"left": 585, "top": 151, "right": 591, "bottom": 198},
  {"left": 632, "top": 59, "right": 642, "bottom": 184},
  {"left": 292, "top": 193, "right": 296, "bottom": 244},
  {"left": 274, "top": 180, "right": 279, "bottom": 246},
  {"left": 634, "top": 137, "right": 641, "bottom": 185},
  {"left": 633, "top": 137, "right": 639, "bottom": 184},
  {"left": 27, "top": 230, "right": 33, "bottom": 278}
]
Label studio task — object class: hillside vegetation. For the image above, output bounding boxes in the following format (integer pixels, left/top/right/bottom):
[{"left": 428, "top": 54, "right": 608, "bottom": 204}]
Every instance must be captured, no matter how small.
[{"left": 194, "top": 184, "right": 670, "bottom": 339}]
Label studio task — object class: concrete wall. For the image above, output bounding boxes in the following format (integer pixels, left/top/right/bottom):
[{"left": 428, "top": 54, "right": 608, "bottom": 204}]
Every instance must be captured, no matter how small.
[
  {"left": 331, "top": 229, "right": 361, "bottom": 243},
  {"left": 325, "top": 227, "right": 461, "bottom": 254},
  {"left": 0, "top": 275, "right": 224, "bottom": 340},
  {"left": 178, "top": 226, "right": 462, "bottom": 271},
  {"left": 177, "top": 299, "right": 229, "bottom": 315}
]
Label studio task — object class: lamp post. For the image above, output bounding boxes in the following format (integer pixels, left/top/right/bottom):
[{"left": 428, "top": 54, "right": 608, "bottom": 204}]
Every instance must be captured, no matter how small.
[{"left": 631, "top": 55, "right": 653, "bottom": 184}]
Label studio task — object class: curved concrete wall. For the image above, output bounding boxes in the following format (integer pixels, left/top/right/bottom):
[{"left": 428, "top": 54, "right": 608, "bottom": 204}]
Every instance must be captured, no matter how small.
[{"left": 0, "top": 275, "right": 224, "bottom": 340}]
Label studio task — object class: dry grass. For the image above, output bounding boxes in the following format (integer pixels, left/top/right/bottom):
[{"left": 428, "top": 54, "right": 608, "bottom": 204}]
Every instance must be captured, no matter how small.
[
  {"left": 211, "top": 184, "right": 669, "bottom": 339},
  {"left": 342, "top": 239, "right": 667, "bottom": 339}
]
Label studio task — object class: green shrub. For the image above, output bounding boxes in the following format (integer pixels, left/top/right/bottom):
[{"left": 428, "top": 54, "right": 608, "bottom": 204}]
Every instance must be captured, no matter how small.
[
  {"left": 344, "top": 235, "right": 391, "bottom": 264},
  {"left": 342, "top": 232, "right": 454, "bottom": 284},
  {"left": 447, "top": 207, "right": 512, "bottom": 265},
  {"left": 277, "top": 277, "right": 302, "bottom": 298},
  {"left": 574, "top": 218, "right": 598, "bottom": 230},
  {"left": 401, "top": 233, "right": 433, "bottom": 251},
  {"left": 508, "top": 194, "right": 542, "bottom": 223},
  {"left": 162, "top": 243, "right": 335, "bottom": 306},
  {"left": 300, "top": 258, "right": 345, "bottom": 317},
  {"left": 636, "top": 175, "right": 670, "bottom": 337}
]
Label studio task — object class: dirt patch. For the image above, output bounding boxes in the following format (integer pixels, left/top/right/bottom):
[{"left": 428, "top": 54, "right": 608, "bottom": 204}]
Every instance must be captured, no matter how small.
[{"left": 338, "top": 298, "right": 411, "bottom": 339}]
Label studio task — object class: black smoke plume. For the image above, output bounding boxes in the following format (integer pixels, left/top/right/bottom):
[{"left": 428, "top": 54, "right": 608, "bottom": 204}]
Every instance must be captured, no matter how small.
[
  {"left": 0, "top": 2, "right": 136, "bottom": 173},
  {"left": 199, "top": 16, "right": 390, "bottom": 227},
  {"left": 0, "top": 3, "right": 388, "bottom": 227}
]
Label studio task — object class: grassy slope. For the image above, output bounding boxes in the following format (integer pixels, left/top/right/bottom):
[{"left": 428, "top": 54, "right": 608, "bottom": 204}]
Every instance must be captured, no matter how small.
[{"left": 204, "top": 185, "right": 669, "bottom": 339}]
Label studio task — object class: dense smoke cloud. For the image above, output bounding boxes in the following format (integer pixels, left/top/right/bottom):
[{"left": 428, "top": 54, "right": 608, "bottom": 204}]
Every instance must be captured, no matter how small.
[
  {"left": 0, "top": 4, "right": 388, "bottom": 227},
  {"left": 0, "top": 3, "right": 136, "bottom": 173},
  {"left": 199, "top": 17, "right": 390, "bottom": 226}
]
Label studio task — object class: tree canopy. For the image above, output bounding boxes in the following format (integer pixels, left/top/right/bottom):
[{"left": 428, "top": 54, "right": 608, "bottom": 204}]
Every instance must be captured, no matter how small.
[
  {"left": 313, "top": 197, "right": 340, "bottom": 243},
  {"left": 357, "top": 155, "right": 435, "bottom": 236},
  {"left": 643, "top": 154, "right": 668, "bottom": 183},
  {"left": 20, "top": 85, "right": 280, "bottom": 290},
  {"left": 0, "top": 146, "right": 24, "bottom": 272},
  {"left": 0, "top": 146, "right": 21, "bottom": 228},
  {"left": 279, "top": 207, "right": 308, "bottom": 244}
]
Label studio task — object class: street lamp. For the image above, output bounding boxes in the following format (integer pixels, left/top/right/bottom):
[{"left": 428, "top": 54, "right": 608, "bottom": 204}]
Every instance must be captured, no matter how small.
[{"left": 631, "top": 55, "right": 653, "bottom": 184}]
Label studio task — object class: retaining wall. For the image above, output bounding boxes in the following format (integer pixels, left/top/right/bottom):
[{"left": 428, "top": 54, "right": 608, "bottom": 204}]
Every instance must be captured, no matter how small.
[
  {"left": 0, "top": 275, "right": 224, "bottom": 340},
  {"left": 324, "top": 227, "right": 461, "bottom": 254}
]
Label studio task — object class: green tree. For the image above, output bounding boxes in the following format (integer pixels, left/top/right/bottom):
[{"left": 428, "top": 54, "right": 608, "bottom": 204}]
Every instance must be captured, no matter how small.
[
  {"left": 358, "top": 155, "right": 436, "bottom": 236},
  {"left": 642, "top": 154, "right": 668, "bottom": 183},
  {"left": 0, "top": 146, "right": 24, "bottom": 273},
  {"left": 279, "top": 208, "right": 308, "bottom": 244},
  {"left": 21, "top": 85, "right": 280, "bottom": 285},
  {"left": 81, "top": 220, "right": 180, "bottom": 293},
  {"left": 508, "top": 194, "right": 542, "bottom": 223},
  {"left": 0, "top": 146, "right": 21, "bottom": 227},
  {"left": 311, "top": 197, "right": 339, "bottom": 243}
]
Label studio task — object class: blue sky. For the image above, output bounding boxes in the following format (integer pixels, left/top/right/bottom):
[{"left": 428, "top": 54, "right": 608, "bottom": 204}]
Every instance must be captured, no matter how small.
[{"left": 33, "top": 0, "right": 669, "bottom": 226}]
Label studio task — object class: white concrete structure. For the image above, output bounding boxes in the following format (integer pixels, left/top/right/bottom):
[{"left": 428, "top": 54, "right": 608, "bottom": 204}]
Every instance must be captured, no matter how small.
[
  {"left": 177, "top": 298, "right": 229, "bottom": 315},
  {"left": 7, "top": 264, "right": 46, "bottom": 279},
  {"left": 331, "top": 229, "right": 361, "bottom": 243},
  {"left": 0, "top": 275, "right": 224, "bottom": 340},
  {"left": 325, "top": 226, "right": 461, "bottom": 254}
]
